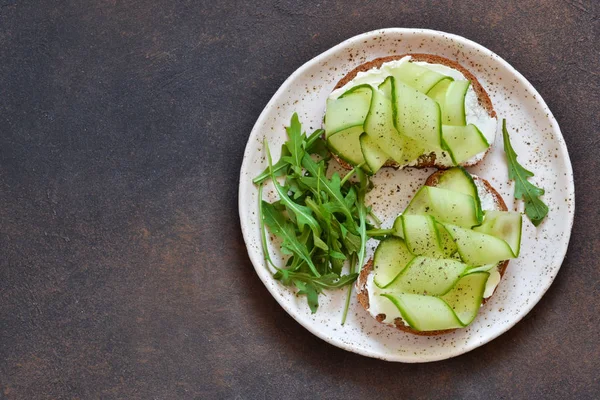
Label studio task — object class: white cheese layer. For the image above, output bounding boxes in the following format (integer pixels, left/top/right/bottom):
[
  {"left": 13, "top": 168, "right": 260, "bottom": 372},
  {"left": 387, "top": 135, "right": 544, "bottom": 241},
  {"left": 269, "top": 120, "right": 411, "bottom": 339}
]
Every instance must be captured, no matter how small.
[
  {"left": 365, "top": 272, "right": 405, "bottom": 325},
  {"left": 330, "top": 58, "right": 411, "bottom": 98},
  {"left": 329, "top": 56, "right": 498, "bottom": 167},
  {"left": 474, "top": 177, "right": 498, "bottom": 215}
]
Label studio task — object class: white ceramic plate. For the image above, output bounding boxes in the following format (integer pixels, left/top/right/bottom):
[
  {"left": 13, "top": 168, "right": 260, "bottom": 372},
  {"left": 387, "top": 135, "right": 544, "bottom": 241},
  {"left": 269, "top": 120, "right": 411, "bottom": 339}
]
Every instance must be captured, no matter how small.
[{"left": 238, "top": 28, "right": 574, "bottom": 362}]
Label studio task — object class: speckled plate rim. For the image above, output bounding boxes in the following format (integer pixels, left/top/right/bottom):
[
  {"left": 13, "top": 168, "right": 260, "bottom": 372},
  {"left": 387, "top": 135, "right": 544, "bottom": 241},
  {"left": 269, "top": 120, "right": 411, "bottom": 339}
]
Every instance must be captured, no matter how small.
[{"left": 239, "top": 28, "right": 574, "bottom": 362}]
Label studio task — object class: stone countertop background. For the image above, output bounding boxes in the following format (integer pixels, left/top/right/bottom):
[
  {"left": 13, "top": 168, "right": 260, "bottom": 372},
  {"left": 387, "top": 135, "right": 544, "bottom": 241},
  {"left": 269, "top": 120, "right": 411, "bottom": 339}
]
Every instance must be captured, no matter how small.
[{"left": 1, "top": 1, "right": 599, "bottom": 399}]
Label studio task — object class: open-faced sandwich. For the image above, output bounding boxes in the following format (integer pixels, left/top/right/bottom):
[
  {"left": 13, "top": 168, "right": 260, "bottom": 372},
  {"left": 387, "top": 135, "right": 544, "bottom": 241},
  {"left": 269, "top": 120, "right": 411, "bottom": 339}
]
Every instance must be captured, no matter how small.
[
  {"left": 325, "top": 54, "right": 497, "bottom": 173},
  {"left": 356, "top": 167, "right": 522, "bottom": 335}
]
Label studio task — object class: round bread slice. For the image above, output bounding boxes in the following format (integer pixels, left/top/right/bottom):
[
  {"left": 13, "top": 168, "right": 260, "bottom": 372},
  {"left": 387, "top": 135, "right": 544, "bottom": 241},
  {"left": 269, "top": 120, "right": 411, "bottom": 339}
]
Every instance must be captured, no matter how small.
[
  {"left": 355, "top": 170, "right": 509, "bottom": 336},
  {"left": 329, "top": 53, "right": 497, "bottom": 171}
]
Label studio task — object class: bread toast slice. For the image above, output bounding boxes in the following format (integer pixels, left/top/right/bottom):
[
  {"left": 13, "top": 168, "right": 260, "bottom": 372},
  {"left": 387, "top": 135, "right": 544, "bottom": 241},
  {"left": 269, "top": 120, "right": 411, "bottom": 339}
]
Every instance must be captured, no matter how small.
[
  {"left": 328, "top": 54, "right": 496, "bottom": 171},
  {"left": 355, "top": 170, "right": 508, "bottom": 336}
]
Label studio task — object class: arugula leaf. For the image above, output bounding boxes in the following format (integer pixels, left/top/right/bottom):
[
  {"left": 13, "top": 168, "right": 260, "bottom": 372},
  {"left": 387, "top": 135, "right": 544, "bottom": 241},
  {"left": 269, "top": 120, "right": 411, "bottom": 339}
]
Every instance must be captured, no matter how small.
[
  {"left": 253, "top": 143, "right": 290, "bottom": 184},
  {"left": 312, "top": 235, "right": 329, "bottom": 251},
  {"left": 341, "top": 170, "right": 368, "bottom": 325},
  {"left": 502, "top": 119, "right": 549, "bottom": 226},
  {"left": 315, "top": 273, "right": 358, "bottom": 289},
  {"left": 273, "top": 268, "right": 294, "bottom": 285},
  {"left": 366, "top": 227, "right": 395, "bottom": 238},
  {"left": 344, "top": 186, "right": 357, "bottom": 209},
  {"left": 341, "top": 231, "right": 361, "bottom": 254},
  {"left": 301, "top": 155, "right": 355, "bottom": 222},
  {"left": 258, "top": 183, "right": 277, "bottom": 270},
  {"left": 253, "top": 125, "right": 323, "bottom": 185},
  {"left": 326, "top": 221, "right": 346, "bottom": 275},
  {"left": 341, "top": 254, "right": 357, "bottom": 325},
  {"left": 329, "top": 251, "right": 346, "bottom": 260},
  {"left": 307, "top": 136, "right": 329, "bottom": 158},
  {"left": 261, "top": 202, "right": 321, "bottom": 277},
  {"left": 282, "top": 113, "right": 305, "bottom": 174},
  {"left": 293, "top": 280, "right": 320, "bottom": 313},
  {"left": 368, "top": 208, "right": 382, "bottom": 226},
  {"left": 272, "top": 179, "right": 321, "bottom": 235},
  {"left": 304, "top": 197, "right": 328, "bottom": 222},
  {"left": 256, "top": 114, "right": 365, "bottom": 316},
  {"left": 275, "top": 269, "right": 357, "bottom": 289},
  {"left": 355, "top": 169, "right": 369, "bottom": 271},
  {"left": 266, "top": 143, "right": 322, "bottom": 237},
  {"left": 305, "top": 128, "right": 326, "bottom": 152}
]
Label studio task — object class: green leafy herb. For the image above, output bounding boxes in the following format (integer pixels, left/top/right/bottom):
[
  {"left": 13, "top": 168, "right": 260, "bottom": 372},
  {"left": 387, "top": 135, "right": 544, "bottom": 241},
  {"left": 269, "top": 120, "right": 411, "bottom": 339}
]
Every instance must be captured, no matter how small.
[
  {"left": 253, "top": 126, "right": 326, "bottom": 185},
  {"left": 341, "top": 254, "right": 357, "bottom": 323},
  {"left": 355, "top": 169, "right": 369, "bottom": 271},
  {"left": 301, "top": 155, "right": 355, "bottom": 223},
  {"left": 341, "top": 169, "right": 369, "bottom": 325},
  {"left": 293, "top": 280, "right": 319, "bottom": 313},
  {"left": 253, "top": 144, "right": 291, "bottom": 185},
  {"left": 258, "top": 183, "right": 276, "bottom": 270},
  {"left": 271, "top": 178, "right": 322, "bottom": 237},
  {"left": 256, "top": 113, "right": 368, "bottom": 316},
  {"left": 502, "top": 119, "right": 549, "bottom": 226},
  {"left": 262, "top": 201, "right": 320, "bottom": 277},
  {"left": 282, "top": 113, "right": 305, "bottom": 174}
]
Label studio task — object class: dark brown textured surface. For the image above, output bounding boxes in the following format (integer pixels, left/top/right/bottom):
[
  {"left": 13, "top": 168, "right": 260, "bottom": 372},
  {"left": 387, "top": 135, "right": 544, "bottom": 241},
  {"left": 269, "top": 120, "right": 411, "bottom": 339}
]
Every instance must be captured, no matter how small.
[{"left": 0, "top": 1, "right": 599, "bottom": 399}]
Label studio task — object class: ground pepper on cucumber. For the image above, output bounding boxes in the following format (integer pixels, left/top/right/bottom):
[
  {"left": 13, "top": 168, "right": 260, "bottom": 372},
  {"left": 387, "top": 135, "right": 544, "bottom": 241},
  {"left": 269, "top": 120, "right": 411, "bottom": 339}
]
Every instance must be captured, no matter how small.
[{"left": 255, "top": 54, "right": 548, "bottom": 334}]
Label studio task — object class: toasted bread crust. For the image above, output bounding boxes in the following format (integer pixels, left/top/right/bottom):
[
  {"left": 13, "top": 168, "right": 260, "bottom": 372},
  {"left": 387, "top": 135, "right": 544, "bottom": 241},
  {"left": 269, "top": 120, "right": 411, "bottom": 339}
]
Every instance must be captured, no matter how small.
[
  {"left": 329, "top": 54, "right": 496, "bottom": 170},
  {"left": 356, "top": 173, "right": 509, "bottom": 336}
]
